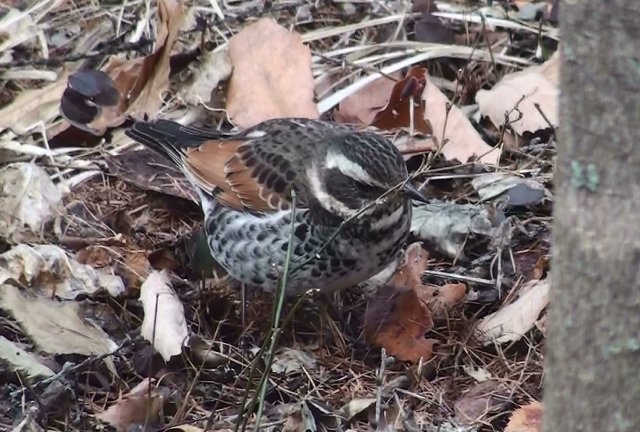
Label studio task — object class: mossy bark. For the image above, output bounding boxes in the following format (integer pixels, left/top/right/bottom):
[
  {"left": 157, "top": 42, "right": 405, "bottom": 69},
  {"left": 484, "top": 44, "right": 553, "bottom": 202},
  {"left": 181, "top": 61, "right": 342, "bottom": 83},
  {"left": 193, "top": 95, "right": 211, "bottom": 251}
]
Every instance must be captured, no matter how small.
[{"left": 545, "top": 1, "right": 640, "bottom": 431}]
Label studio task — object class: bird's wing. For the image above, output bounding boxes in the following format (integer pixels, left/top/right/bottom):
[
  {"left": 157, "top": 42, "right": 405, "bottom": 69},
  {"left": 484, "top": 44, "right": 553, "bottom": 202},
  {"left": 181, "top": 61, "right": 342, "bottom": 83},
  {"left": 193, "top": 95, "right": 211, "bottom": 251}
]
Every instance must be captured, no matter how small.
[{"left": 126, "top": 118, "right": 341, "bottom": 212}]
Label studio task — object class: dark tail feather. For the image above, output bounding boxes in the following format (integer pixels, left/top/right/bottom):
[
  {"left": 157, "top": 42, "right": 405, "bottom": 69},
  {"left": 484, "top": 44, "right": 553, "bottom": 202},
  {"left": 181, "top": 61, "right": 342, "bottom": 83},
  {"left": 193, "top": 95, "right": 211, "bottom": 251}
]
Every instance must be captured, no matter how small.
[{"left": 125, "top": 119, "right": 227, "bottom": 165}]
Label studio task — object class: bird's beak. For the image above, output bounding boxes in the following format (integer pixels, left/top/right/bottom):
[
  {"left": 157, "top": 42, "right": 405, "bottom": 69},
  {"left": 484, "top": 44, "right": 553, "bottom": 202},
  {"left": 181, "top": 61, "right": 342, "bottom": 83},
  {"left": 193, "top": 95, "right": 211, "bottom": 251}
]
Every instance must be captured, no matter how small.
[{"left": 403, "top": 182, "right": 428, "bottom": 203}]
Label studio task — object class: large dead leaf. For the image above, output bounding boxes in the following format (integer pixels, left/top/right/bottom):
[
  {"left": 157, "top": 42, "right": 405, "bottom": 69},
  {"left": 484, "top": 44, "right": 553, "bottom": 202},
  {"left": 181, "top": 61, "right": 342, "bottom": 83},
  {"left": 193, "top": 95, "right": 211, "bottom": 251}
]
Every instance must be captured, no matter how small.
[
  {"left": 476, "top": 53, "right": 558, "bottom": 136},
  {"left": 95, "top": 378, "right": 169, "bottom": 432},
  {"left": 505, "top": 401, "right": 543, "bottom": 432},
  {"left": 475, "top": 279, "right": 550, "bottom": 344},
  {"left": 59, "top": 0, "right": 184, "bottom": 135},
  {"left": 0, "top": 162, "right": 63, "bottom": 243},
  {"left": 0, "top": 335, "right": 55, "bottom": 380},
  {"left": 0, "top": 284, "right": 118, "bottom": 372},
  {"left": 422, "top": 76, "right": 500, "bottom": 164},
  {"left": 140, "top": 270, "right": 189, "bottom": 361},
  {"left": 364, "top": 243, "right": 466, "bottom": 362},
  {"left": 0, "top": 244, "right": 125, "bottom": 299},
  {"left": 0, "top": 72, "right": 69, "bottom": 134},
  {"left": 226, "top": 18, "right": 319, "bottom": 128}
]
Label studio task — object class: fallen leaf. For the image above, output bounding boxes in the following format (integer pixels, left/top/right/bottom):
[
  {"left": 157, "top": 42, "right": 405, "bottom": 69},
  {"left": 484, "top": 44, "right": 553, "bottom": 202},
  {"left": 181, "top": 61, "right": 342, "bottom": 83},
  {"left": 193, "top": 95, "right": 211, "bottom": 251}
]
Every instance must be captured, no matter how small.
[
  {"left": 337, "top": 398, "right": 376, "bottom": 421},
  {"left": 0, "top": 284, "right": 118, "bottom": 372},
  {"left": 271, "top": 347, "right": 316, "bottom": 374},
  {"left": 0, "top": 244, "right": 125, "bottom": 299},
  {"left": 95, "top": 378, "right": 169, "bottom": 432},
  {"left": 365, "top": 243, "right": 465, "bottom": 362},
  {"left": 471, "top": 172, "right": 547, "bottom": 207},
  {"left": 226, "top": 18, "right": 319, "bottom": 128},
  {"left": 463, "top": 365, "right": 493, "bottom": 382},
  {"left": 0, "top": 72, "right": 68, "bottom": 134},
  {"left": 505, "top": 401, "right": 543, "bottom": 432},
  {"left": 178, "top": 47, "right": 233, "bottom": 107},
  {"left": 0, "top": 162, "right": 63, "bottom": 243},
  {"left": 476, "top": 54, "right": 558, "bottom": 137},
  {"left": 411, "top": 201, "right": 502, "bottom": 259},
  {"left": 60, "top": 0, "right": 184, "bottom": 134},
  {"left": 370, "top": 67, "right": 432, "bottom": 134},
  {"left": 475, "top": 279, "right": 550, "bottom": 345},
  {"left": 454, "top": 380, "right": 512, "bottom": 426},
  {"left": 139, "top": 270, "right": 189, "bottom": 361},
  {"left": 422, "top": 76, "right": 500, "bottom": 164},
  {"left": 282, "top": 401, "right": 316, "bottom": 432},
  {"left": 334, "top": 72, "right": 400, "bottom": 125},
  {"left": 0, "top": 335, "right": 55, "bottom": 380}
]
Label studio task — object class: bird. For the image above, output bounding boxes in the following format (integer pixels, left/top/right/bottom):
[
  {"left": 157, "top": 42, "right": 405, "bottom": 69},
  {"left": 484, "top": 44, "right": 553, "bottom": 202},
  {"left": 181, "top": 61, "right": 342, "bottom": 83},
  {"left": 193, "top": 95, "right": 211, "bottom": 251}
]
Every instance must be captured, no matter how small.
[{"left": 125, "top": 117, "right": 427, "bottom": 296}]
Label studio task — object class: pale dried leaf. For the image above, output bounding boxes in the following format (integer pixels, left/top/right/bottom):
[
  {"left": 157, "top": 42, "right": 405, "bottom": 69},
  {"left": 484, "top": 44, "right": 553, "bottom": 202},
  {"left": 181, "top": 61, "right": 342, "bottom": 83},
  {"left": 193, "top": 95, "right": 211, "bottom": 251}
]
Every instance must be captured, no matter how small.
[
  {"left": 0, "top": 8, "right": 42, "bottom": 55},
  {"left": 333, "top": 72, "right": 400, "bottom": 125},
  {"left": 471, "top": 172, "right": 547, "bottom": 206},
  {"left": 463, "top": 365, "right": 493, "bottom": 382},
  {"left": 338, "top": 398, "right": 376, "bottom": 421},
  {"left": 227, "top": 18, "right": 319, "bottom": 128},
  {"left": 271, "top": 347, "right": 316, "bottom": 374},
  {"left": 95, "top": 378, "right": 168, "bottom": 432},
  {"left": 179, "top": 48, "right": 232, "bottom": 106},
  {"left": 0, "top": 285, "right": 118, "bottom": 371},
  {"left": 422, "top": 77, "right": 500, "bottom": 164},
  {"left": 140, "top": 270, "right": 189, "bottom": 361},
  {"left": 476, "top": 55, "right": 558, "bottom": 136},
  {"left": 454, "top": 380, "right": 511, "bottom": 426},
  {"left": 411, "top": 201, "right": 500, "bottom": 258},
  {"left": 0, "top": 163, "right": 62, "bottom": 243},
  {"left": 0, "top": 72, "right": 68, "bottom": 134},
  {"left": 476, "top": 279, "right": 550, "bottom": 344},
  {"left": 0, "top": 335, "right": 55, "bottom": 379},
  {"left": 0, "top": 244, "right": 125, "bottom": 299}
]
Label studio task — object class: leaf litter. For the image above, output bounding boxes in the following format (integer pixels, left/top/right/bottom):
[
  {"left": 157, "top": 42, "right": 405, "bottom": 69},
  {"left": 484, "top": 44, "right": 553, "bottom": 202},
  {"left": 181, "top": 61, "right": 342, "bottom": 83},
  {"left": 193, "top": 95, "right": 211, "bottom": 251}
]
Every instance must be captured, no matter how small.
[{"left": 0, "top": 1, "right": 558, "bottom": 430}]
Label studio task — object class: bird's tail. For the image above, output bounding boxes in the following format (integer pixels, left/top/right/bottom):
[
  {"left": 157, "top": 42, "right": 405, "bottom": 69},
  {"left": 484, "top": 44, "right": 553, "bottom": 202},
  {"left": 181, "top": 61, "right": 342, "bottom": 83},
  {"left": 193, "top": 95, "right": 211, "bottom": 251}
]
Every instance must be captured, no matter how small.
[{"left": 125, "top": 119, "right": 227, "bottom": 166}]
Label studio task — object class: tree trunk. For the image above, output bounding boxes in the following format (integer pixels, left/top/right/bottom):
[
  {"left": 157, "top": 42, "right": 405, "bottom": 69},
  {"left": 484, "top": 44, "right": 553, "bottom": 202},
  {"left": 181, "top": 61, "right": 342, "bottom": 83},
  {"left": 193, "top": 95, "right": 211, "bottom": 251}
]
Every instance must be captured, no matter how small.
[{"left": 545, "top": 2, "right": 640, "bottom": 432}]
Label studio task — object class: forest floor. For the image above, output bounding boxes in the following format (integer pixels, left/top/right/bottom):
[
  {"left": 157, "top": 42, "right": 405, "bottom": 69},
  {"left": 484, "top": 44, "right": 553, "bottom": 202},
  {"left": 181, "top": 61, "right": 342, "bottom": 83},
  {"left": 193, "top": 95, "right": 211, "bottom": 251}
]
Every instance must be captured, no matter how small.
[{"left": 0, "top": 1, "right": 557, "bottom": 431}]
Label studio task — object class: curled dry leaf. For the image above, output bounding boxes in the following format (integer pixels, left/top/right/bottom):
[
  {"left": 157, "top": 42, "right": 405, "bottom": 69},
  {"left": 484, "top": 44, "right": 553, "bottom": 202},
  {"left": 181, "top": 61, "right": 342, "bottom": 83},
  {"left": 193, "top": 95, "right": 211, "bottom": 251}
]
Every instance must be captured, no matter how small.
[
  {"left": 59, "top": 0, "right": 184, "bottom": 135},
  {"left": 226, "top": 18, "right": 319, "bottom": 128},
  {"left": 422, "top": 76, "right": 500, "bottom": 164},
  {"left": 95, "top": 378, "right": 169, "bottom": 432},
  {"left": 475, "top": 279, "right": 550, "bottom": 345},
  {"left": 370, "top": 67, "right": 432, "bottom": 135},
  {"left": 0, "top": 244, "right": 125, "bottom": 299},
  {"left": 476, "top": 53, "right": 558, "bottom": 137},
  {"left": 139, "top": 270, "right": 189, "bottom": 361},
  {"left": 505, "top": 401, "right": 543, "bottom": 432},
  {"left": 364, "top": 243, "right": 466, "bottom": 362},
  {"left": 0, "top": 162, "right": 62, "bottom": 243}
]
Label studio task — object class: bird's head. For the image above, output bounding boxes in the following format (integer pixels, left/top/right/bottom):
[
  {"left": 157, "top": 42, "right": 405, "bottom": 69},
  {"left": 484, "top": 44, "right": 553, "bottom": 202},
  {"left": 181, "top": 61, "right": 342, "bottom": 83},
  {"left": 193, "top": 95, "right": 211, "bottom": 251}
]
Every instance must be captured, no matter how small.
[{"left": 305, "top": 132, "right": 427, "bottom": 219}]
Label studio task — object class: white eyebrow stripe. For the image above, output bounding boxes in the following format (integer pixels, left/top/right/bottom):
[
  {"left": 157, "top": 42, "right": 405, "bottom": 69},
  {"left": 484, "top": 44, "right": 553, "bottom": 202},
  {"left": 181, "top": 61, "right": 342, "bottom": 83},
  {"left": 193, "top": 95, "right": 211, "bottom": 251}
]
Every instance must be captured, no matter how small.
[
  {"left": 306, "top": 163, "right": 357, "bottom": 218},
  {"left": 325, "top": 151, "right": 377, "bottom": 185}
]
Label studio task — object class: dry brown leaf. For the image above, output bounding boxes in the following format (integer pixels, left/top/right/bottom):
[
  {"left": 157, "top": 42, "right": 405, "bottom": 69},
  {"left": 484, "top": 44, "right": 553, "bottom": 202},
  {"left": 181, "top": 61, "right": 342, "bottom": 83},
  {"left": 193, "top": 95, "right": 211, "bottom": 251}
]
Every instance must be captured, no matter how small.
[
  {"left": 140, "top": 270, "right": 189, "bottom": 361},
  {"left": 0, "top": 284, "right": 118, "bottom": 372},
  {"left": 476, "top": 54, "right": 558, "bottom": 137},
  {"left": 334, "top": 72, "right": 400, "bottom": 125},
  {"left": 475, "top": 278, "right": 550, "bottom": 345},
  {"left": 226, "top": 18, "right": 319, "bottom": 128},
  {"left": 370, "top": 67, "right": 432, "bottom": 134},
  {"left": 364, "top": 243, "right": 466, "bottom": 362},
  {"left": 59, "top": 0, "right": 183, "bottom": 135},
  {"left": 505, "top": 401, "right": 543, "bottom": 432},
  {"left": 0, "top": 72, "right": 69, "bottom": 134},
  {"left": 95, "top": 378, "right": 168, "bottom": 432},
  {"left": 422, "top": 77, "right": 500, "bottom": 164}
]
